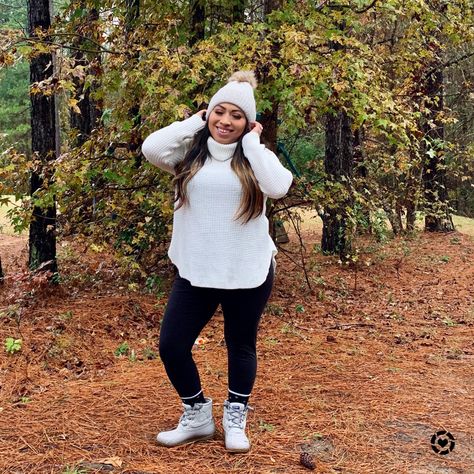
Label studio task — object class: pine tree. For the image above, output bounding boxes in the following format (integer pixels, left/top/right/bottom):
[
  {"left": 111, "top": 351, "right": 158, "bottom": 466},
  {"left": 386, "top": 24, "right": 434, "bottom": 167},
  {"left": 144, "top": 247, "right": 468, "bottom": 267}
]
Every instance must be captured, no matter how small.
[{"left": 27, "top": 0, "right": 58, "bottom": 275}]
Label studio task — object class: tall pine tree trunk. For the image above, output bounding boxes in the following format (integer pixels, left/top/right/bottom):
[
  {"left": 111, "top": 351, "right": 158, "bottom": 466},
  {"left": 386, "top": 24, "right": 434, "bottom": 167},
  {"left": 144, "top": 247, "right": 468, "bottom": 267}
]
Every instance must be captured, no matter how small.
[
  {"left": 353, "top": 126, "right": 372, "bottom": 233},
  {"left": 69, "top": 5, "right": 102, "bottom": 227},
  {"left": 125, "top": 0, "right": 142, "bottom": 167},
  {"left": 27, "top": 0, "right": 57, "bottom": 275},
  {"left": 422, "top": 66, "right": 455, "bottom": 232},
  {"left": 258, "top": 0, "right": 283, "bottom": 241},
  {"left": 321, "top": 21, "right": 354, "bottom": 256},
  {"left": 258, "top": 0, "right": 282, "bottom": 152},
  {"left": 190, "top": 0, "right": 205, "bottom": 46},
  {"left": 321, "top": 110, "right": 354, "bottom": 256},
  {"left": 70, "top": 6, "right": 102, "bottom": 147}
]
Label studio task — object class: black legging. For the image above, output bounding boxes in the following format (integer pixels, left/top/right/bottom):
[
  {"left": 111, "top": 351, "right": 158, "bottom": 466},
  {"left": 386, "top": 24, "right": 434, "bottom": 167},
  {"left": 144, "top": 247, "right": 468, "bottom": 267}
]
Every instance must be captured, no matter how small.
[{"left": 159, "top": 262, "right": 274, "bottom": 399}]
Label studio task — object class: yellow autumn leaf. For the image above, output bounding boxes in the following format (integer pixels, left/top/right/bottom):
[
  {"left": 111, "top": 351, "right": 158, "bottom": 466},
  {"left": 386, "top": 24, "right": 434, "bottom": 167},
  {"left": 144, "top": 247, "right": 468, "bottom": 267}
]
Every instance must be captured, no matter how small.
[
  {"left": 333, "top": 82, "right": 346, "bottom": 93},
  {"left": 30, "top": 83, "right": 42, "bottom": 95},
  {"left": 90, "top": 243, "right": 104, "bottom": 252},
  {"left": 68, "top": 98, "right": 81, "bottom": 114}
]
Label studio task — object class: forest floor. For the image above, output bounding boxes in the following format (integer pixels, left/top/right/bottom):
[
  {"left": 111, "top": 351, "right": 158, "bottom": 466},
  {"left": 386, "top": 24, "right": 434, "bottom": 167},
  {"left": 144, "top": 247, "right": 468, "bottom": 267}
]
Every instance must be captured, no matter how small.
[{"left": 0, "top": 216, "right": 473, "bottom": 474}]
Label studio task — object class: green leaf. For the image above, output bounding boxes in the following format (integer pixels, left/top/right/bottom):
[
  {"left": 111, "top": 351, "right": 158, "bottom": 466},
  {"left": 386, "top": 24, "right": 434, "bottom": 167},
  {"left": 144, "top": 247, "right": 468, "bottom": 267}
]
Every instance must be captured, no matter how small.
[{"left": 5, "top": 337, "right": 22, "bottom": 354}]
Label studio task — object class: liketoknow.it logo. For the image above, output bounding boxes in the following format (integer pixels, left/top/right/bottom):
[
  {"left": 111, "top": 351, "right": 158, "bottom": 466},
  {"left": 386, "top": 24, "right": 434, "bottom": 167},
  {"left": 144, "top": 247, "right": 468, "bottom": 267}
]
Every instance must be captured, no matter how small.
[{"left": 431, "top": 430, "right": 455, "bottom": 455}]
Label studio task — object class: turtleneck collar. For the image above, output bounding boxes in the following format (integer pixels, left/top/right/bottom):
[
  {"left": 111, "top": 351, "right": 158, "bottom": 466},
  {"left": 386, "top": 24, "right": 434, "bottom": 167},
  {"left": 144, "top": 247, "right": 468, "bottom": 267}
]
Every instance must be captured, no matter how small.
[{"left": 207, "top": 136, "right": 238, "bottom": 162}]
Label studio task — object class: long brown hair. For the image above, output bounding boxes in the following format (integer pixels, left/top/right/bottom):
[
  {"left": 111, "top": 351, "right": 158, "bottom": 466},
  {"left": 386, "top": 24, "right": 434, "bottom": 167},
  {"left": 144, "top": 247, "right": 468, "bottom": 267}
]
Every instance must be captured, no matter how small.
[{"left": 172, "top": 124, "right": 264, "bottom": 224}]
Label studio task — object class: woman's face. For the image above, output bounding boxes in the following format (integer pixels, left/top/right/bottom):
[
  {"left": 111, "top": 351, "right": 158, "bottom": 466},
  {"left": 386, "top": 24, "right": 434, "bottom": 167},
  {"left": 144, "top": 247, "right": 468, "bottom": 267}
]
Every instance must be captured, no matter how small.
[{"left": 208, "top": 103, "right": 247, "bottom": 144}]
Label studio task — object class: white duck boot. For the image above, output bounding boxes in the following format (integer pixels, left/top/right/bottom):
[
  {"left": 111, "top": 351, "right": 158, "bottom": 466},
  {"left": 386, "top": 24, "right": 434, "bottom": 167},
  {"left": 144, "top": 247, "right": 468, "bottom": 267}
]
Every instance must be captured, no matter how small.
[
  {"left": 156, "top": 397, "right": 215, "bottom": 447},
  {"left": 223, "top": 400, "right": 250, "bottom": 453}
]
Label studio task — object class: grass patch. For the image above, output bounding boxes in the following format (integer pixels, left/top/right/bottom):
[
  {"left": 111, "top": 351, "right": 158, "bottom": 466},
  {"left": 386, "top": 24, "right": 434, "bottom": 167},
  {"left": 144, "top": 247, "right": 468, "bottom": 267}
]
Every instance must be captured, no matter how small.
[
  {"left": 0, "top": 195, "right": 23, "bottom": 235},
  {"left": 452, "top": 215, "right": 474, "bottom": 237},
  {"left": 3, "top": 197, "right": 473, "bottom": 239},
  {"left": 288, "top": 208, "right": 474, "bottom": 238}
]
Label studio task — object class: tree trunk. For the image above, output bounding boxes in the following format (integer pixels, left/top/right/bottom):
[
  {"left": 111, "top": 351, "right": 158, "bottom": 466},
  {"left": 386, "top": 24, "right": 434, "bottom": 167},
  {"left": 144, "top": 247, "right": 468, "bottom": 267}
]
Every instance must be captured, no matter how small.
[
  {"left": 264, "top": 0, "right": 281, "bottom": 15},
  {"left": 27, "top": 0, "right": 58, "bottom": 275},
  {"left": 190, "top": 0, "right": 205, "bottom": 46},
  {"left": 125, "top": 0, "right": 142, "bottom": 167},
  {"left": 259, "top": 0, "right": 283, "bottom": 241},
  {"left": 70, "top": 6, "right": 102, "bottom": 147},
  {"left": 233, "top": 0, "right": 246, "bottom": 22},
  {"left": 406, "top": 199, "right": 416, "bottom": 232},
  {"left": 258, "top": 0, "right": 282, "bottom": 152},
  {"left": 383, "top": 203, "right": 402, "bottom": 236},
  {"left": 422, "top": 66, "right": 455, "bottom": 232},
  {"left": 69, "top": 5, "right": 103, "bottom": 227},
  {"left": 353, "top": 126, "right": 371, "bottom": 233},
  {"left": 405, "top": 148, "right": 421, "bottom": 233},
  {"left": 321, "top": 110, "right": 354, "bottom": 256},
  {"left": 321, "top": 19, "right": 354, "bottom": 257}
]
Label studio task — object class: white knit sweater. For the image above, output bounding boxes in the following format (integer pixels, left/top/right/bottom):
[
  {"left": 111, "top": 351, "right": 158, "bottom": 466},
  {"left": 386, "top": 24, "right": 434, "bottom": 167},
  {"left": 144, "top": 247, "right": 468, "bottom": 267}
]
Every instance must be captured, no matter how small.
[{"left": 141, "top": 114, "right": 293, "bottom": 289}]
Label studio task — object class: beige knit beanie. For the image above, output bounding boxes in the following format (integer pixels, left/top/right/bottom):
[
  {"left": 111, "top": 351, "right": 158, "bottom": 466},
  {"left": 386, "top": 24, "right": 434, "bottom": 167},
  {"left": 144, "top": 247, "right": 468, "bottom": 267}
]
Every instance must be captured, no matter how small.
[{"left": 206, "top": 71, "right": 257, "bottom": 122}]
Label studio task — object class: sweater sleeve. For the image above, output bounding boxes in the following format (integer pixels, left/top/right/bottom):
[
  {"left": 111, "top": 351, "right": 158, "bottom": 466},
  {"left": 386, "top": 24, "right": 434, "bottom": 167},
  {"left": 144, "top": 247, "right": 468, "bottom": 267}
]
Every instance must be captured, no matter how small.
[
  {"left": 242, "top": 132, "right": 293, "bottom": 199},
  {"left": 141, "top": 114, "right": 206, "bottom": 175}
]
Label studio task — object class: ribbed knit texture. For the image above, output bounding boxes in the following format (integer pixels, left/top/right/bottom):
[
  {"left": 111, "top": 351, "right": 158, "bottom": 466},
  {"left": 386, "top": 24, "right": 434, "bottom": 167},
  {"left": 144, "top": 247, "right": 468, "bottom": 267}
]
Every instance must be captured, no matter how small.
[{"left": 141, "top": 114, "right": 293, "bottom": 289}]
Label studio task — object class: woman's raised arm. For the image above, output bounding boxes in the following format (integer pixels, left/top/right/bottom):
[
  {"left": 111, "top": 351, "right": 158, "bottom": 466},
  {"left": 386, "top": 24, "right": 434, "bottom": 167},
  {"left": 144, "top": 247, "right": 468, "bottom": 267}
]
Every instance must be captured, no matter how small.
[
  {"left": 141, "top": 112, "right": 206, "bottom": 175},
  {"left": 242, "top": 131, "right": 293, "bottom": 199}
]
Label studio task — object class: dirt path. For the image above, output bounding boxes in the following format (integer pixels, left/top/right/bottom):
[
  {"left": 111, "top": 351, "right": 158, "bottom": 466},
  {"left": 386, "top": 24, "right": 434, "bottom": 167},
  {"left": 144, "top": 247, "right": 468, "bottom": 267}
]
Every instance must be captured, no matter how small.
[{"left": 0, "top": 230, "right": 473, "bottom": 473}]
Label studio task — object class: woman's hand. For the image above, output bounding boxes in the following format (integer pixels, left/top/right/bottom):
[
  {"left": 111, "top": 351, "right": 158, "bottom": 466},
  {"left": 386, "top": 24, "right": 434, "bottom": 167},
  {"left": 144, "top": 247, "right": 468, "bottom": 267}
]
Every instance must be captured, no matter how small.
[
  {"left": 248, "top": 121, "right": 263, "bottom": 136},
  {"left": 196, "top": 109, "right": 207, "bottom": 121}
]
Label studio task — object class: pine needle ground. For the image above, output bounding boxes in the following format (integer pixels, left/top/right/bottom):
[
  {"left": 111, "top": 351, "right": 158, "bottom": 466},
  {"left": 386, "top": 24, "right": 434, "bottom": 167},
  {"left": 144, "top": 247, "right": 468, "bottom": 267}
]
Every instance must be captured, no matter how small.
[{"left": 0, "top": 228, "right": 473, "bottom": 473}]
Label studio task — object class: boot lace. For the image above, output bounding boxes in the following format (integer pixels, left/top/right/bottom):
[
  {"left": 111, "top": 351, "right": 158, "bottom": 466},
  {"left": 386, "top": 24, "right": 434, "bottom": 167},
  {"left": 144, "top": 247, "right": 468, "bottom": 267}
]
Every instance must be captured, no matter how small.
[
  {"left": 180, "top": 404, "right": 201, "bottom": 427},
  {"left": 226, "top": 403, "right": 247, "bottom": 429}
]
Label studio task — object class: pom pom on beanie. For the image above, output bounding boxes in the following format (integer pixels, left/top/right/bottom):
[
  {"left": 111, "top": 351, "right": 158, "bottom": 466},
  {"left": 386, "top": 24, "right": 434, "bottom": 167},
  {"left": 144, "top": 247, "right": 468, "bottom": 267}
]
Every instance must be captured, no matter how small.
[
  {"left": 207, "top": 70, "right": 257, "bottom": 122},
  {"left": 227, "top": 71, "right": 257, "bottom": 89}
]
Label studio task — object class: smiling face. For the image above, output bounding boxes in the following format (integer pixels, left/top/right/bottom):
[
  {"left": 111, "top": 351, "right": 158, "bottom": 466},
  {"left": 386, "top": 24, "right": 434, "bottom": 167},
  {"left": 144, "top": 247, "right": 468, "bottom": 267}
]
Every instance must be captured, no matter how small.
[{"left": 208, "top": 103, "right": 247, "bottom": 144}]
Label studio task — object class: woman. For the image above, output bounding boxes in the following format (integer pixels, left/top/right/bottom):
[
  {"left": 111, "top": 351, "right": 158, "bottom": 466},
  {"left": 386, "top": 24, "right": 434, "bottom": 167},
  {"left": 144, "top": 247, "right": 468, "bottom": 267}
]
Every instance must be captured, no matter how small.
[{"left": 141, "top": 71, "right": 293, "bottom": 453}]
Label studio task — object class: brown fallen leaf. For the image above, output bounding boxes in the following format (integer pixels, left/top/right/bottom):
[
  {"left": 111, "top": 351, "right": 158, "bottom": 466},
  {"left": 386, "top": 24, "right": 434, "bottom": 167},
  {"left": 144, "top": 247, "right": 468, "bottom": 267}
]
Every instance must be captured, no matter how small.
[{"left": 97, "top": 456, "right": 123, "bottom": 467}]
